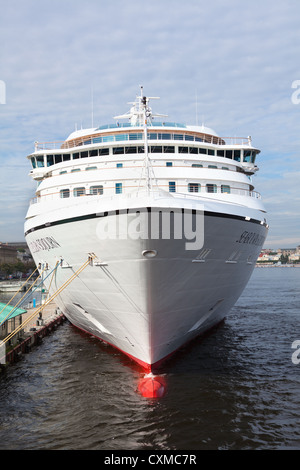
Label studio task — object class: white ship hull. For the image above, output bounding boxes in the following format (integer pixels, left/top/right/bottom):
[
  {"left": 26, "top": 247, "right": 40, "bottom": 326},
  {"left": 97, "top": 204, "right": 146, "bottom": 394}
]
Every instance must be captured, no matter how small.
[{"left": 25, "top": 192, "right": 267, "bottom": 371}]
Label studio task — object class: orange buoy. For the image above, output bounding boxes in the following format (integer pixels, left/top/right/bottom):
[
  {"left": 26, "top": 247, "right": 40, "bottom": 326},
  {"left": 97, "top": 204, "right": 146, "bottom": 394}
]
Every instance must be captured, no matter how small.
[{"left": 138, "top": 375, "right": 166, "bottom": 398}]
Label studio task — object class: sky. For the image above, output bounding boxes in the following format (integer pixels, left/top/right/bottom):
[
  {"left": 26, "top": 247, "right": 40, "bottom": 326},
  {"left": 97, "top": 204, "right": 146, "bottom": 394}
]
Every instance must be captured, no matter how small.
[{"left": 0, "top": 0, "right": 299, "bottom": 248}]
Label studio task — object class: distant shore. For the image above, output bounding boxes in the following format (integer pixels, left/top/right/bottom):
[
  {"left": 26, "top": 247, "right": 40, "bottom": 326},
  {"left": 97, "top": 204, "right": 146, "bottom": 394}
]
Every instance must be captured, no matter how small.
[{"left": 256, "top": 264, "right": 300, "bottom": 268}]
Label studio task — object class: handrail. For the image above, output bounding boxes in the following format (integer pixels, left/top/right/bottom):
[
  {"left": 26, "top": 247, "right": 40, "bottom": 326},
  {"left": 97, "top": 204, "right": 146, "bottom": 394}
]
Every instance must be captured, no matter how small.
[
  {"left": 3, "top": 255, "right": 95, "bottom": 344},
  {"left": 33, "top": 132, "right": 252, "bottom": 151},
  {"left": 29, "top": 182, "right": 261, "bottom": 206}
]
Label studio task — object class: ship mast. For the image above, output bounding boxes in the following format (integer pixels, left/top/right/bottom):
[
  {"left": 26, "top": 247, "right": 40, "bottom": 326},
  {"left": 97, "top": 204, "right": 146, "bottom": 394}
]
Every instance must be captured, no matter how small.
[{"left": 114, "top": 86, "right": 167, "bottom": 193}]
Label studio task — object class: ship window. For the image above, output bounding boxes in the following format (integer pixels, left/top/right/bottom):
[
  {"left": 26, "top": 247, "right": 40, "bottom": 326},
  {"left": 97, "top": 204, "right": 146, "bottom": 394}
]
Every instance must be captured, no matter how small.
[
  {"left": 163, "top": 146, "right": 175, "bottom": 153},
  {"left": 73, "top": 152, "right": 80, "bottom": 159},
  {"left": 189, "top": 147, "right": 198, "bottom": 154},
  {"left": 188, "top": 183, "right": 200, "bottom": 192},
  {"left": 90, "top": 185, "right": 103, "bottom": 195},
  {"left": 116, "top": 163, "right": 123, "bottom": 168},
  {"left": 234, "top": 150, "right": 241, "bottom": 161},
  {"left": 217, "top": 150, "right": 224, "bottom": 157},
  {"left": 243, "top": 150, "right": 254, "bottom": 162},
  {"left": 150, "top": 146, "right": 162, "bottom": 153},
  {"left": 47, "top": 155, "right": 54, "bottom": 167},
  {"left": 222, "top": 166, "right": 229, "bottom": 170},
  {"left": 192, "top": 164, "right": 203, "bottom": 167},
  {"left": 54, "top": 155, "right": 62, "bottom": 164},
  {"left": 174, "top": 134, "right": 184, "bottom": 140},
  {"left": 31, "top": 157, "right": 36, "bottom": 169},
  {"left": 80, "top": 151, "right": 88, "bottom": 158},
  {"left": 195, "top": 137, "right": 203, "bottom": 142},
  {"left": 206, "top": 184, "right": 217, "bottom": 193},
  {"left": 178, "top": 146, "right": 188, "bottom": 154},
  {"left": 161, "top": 133, "right": 171, "bottom": 140},
  {"left": 60, "top": 189, "right": 70, "bottom": 198},
  {"left": 129, "top": 133, "right": 143, "bottom": 140},
  {"left": 113, "top": 147, "right": 124, "bottom": 155},
  {"left": 251, "top": 151, "right": 257, "bottom": 164},
  {"left": 148, "top": 133, "right": 157, "bottom": 140},
  {"left": 103, "top": 135, "right": 114, "bottom": 142},
  {"left": 169, "top": 181, "right": 176, "bottom": 192},
  {"left": 221, "top": 185, "right": 231, "bottom": 193},
  {"left": 36, "top": 156, "right": 45, "bottom": 168},
  {"left": 185, "top": 135, "right": 194, "bottom": 141},
  {"left": 137, "top": 146, "right": 145, "bottom": 153},
  {"left": 89, "top": 149, "right": 98, "bottom": 157},
  {"left": 166, "top": 162, "right": 173, "bottom": 167},
  {"left": 207, "top": 149, "right": 215, "bottom": 155},
  {"left": 71, "top": 168, "right": 80, "bottom": 172},
  {"left": 199, "top": 148, "right": 207, "bottom": 154},
  {"left": 63, "top": 154, "right": 71, "bottom": 161},
  {"left": 208, "top": 165, "right": 217, "bottom": 169},
  {"left": 115, "top": 182, "right": 122, "bottom": 194},
  {"left": 73, "top": 187, "right": 85, "bottom": 197},
  {"left": 225, "top": 150, "right": 232, "bottom": 159},
  {"left": 99, "top": 148, "right": 109, "bottom": 156},
  {"left": 86, "top": 166, "right": 97, "bottom": 170},
  {"left": 125, "top": 146, "right": 137, "bottom": 154},
  {"left": 59, "top": 171, "right": 67, "bottom": 174},
  {"left": 116, "top": 133, "right": 128, "bottom": 141}
]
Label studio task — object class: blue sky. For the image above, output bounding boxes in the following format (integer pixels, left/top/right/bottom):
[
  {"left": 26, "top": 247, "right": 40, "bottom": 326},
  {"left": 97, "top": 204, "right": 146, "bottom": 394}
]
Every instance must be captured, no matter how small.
[{"left": 0, "top": 0, "right": 299, "bottom": 248}]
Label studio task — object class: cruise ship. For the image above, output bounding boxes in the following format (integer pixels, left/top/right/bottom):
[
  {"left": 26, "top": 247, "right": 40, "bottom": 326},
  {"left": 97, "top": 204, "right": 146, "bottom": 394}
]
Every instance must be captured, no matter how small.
[{"left": 24, "top": 88, "right": 268, "bottom": 372}]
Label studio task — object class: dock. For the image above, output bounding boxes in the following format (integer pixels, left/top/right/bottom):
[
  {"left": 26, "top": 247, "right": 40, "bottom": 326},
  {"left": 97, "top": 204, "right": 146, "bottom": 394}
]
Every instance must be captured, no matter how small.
[{"left": 2, "top": 302, "right": 66, "bottom": 368}]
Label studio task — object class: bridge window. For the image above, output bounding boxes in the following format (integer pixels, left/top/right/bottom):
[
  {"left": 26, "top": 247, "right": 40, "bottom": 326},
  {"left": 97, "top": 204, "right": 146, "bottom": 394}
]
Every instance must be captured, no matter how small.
[
  {"left": 234, "top": 150, "right": 241, "bottom": 161},
  {"left": 47, "top": 155, "right": 54, "bottom": 167},
  {"left": 99, "top": 148, "right": 109, "bottom": 155},
  {"left": 31, "top": 157, "right": 36, "bottom": 169},
  {"left": 150, "top": 146, "right": 162, "bottom": 153},
  {"left": 178, "top": 146, "right": 188, "bottom": 154},
  {"left": 36, "top": 156, "right": 45, "bottom": 168},
  {"left": 54, "top": 155, "right": 62, "bottom": 164},
  {"left": 113, "top": 147, "right": 124, "bottom": 155},
  {"left": 163, "top": 146, "right": 175, "bottom": 153},
  {"left": 189, "top": 147, "right": 198, "bottom": 154},
  {"left": 89, "top": 149, "right": 98, "bottom": 157},
  {"left": 125, "top": 146, "right": 137, "bottom": 154}
]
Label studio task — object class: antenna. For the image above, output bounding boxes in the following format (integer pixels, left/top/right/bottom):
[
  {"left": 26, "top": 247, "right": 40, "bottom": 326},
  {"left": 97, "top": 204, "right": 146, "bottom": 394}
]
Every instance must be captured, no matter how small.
[
  {"left": 91, "top": 86, "right": 94, "bottom": 128},
  {"left": 195, "top": 89, "right": 198, "bottom": 126}
]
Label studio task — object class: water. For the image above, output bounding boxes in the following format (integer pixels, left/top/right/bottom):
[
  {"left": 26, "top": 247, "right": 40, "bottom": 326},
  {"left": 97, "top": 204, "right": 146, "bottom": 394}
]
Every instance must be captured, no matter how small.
[{"left": 0, "top": 267, "right": 299, "bottom": 450}]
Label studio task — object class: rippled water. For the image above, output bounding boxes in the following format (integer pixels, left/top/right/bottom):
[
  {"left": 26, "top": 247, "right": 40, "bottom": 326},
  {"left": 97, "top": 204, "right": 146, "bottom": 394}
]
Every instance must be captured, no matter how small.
[{"left": 0, "top": 267, "right": 300, "bottom": 450}]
